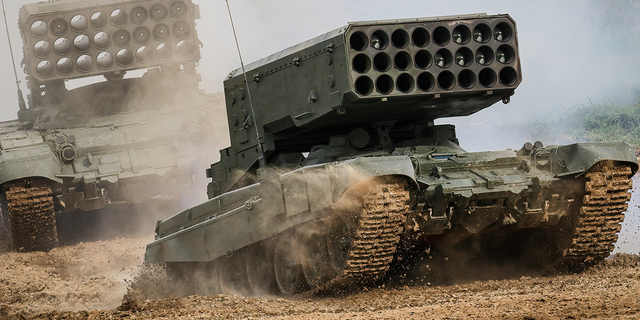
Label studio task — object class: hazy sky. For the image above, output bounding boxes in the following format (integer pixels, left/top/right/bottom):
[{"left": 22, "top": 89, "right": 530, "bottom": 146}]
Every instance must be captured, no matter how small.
[{"left": 1, "top": 0, "right": 638, "bottom": 151}]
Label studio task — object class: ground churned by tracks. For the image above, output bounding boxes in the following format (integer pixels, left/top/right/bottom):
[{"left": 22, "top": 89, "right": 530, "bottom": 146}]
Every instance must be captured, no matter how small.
[
  {"left": 0, "top": 235, "right": 639, "bottom": 319},
  {"left": 0, "top": 237, "right": 148, "bottom": 317},
  {"left": 0, "top": 175, "right": 638, "bottom": 319}
]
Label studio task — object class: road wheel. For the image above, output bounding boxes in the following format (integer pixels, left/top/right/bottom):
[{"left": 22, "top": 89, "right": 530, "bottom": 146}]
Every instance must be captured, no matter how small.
[
  {"left": 245, "top": 242, "right": 276, "bottom": 296},
  {"left": 273, "top": 235, "right": 308, "bottom": 295},
  {"left": 219, "top": 252, "right": 251, "bottom": 296},
  {"left": 302, "top": 229, "right": 336, "bottom": 288}
]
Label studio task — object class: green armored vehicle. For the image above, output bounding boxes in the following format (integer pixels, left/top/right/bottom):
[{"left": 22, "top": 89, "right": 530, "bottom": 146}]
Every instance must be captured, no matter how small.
[
  {"left": 0, "top": 0, "right": 222, "bottom": 252},
  {"left": 145, "top": 14, "right": 638, "bottom": 296}
]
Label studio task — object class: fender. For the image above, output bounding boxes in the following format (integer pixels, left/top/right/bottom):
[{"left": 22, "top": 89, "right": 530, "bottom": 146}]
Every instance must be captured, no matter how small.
[
  {"left": 550, "top": 142, "right": 638, "bottom": 177},
  {"left": 0, "top": 144, "right": 62, "bottom": 185},
  {"left": 147, "top": 156, "right": 418, "bottom": 262}
]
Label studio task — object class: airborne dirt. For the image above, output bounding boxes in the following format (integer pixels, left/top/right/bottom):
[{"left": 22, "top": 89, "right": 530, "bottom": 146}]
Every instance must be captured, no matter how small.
[{"left": 0, "top": 178, "right": 639, "bottom": 319}]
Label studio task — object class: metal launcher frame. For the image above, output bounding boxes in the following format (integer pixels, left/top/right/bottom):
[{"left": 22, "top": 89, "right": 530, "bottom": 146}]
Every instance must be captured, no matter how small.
[
  {"left": 209, "top": 14, "right": 522, "bottom": 196},
  {"left": 18, "top": 0, "right": 201, "bottom": 116}
]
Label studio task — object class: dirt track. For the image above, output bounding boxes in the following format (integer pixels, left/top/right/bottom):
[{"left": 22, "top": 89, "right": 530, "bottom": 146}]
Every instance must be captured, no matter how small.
[
  {"left": 0, "top": 236, "right": 639, "bottom": 319},
  {"left": 0, "top": 177, "right": 638, "bottom": 319}
]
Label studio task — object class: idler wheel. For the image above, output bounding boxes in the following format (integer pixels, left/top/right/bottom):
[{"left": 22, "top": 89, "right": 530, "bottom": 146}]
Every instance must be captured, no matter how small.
[
  {"left": 302, "top": 228, "right": 336, "bottom": 288},
  {"left": 219, "top": 253, "right": 250, "bottom": 296},
  {"left": 273, "top": 235, "right": 308, "bottom": 295},
  {"left": 245, "top": 243, "right": 275, "bottom": 296},
  {"left": 326, "top": 216, "right": 354, "bottom": 274}
]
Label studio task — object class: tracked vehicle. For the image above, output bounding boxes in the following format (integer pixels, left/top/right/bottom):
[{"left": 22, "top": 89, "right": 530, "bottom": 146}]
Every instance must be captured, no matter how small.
[
  {"left": 0, "top": 0, "right": 222, "bottom": 252},
  {"left": 145, "top": 14, "right": 638, "bottom": 296}
]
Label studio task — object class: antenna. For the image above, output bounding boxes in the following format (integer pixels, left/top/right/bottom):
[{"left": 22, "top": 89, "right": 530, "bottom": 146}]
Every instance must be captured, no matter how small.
[
  {"left": 1, "top": 0, "right": 26, "bottom": 111},
  {"left": 224, "top": 0, "right": 267, "bottom": 168}
]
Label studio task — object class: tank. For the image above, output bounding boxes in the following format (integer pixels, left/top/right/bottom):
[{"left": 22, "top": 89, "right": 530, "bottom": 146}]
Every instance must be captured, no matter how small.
[
  {"left": 0, "top": 0, "right": 223, "bottom": 252},
  {"left": 145, "top": 14, "right": 639, "bottom": 296}
]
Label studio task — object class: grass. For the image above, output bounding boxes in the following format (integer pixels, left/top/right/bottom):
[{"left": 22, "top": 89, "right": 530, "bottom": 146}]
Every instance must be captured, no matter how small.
[{"left": 507, "top": 98, "right": 640, "bottom": 153}]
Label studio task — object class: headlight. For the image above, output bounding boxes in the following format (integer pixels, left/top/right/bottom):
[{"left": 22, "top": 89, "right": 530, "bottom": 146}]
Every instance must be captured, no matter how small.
[{"left": 60, "top": 144, "right": 76, "bottom": 162}]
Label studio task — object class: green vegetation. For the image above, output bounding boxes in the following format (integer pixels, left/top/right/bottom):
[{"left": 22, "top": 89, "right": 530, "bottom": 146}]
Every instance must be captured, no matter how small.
[{"left": 509, "top": 98, "right": 640, "bottom": 153}]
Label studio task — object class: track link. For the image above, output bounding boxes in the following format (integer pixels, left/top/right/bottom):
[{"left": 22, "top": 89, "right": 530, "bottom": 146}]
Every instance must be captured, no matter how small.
[
  {"left": 321, "top": 180, "right": 410, "bottom": 290},
  {"left": 562, "top": 163, "right": 633, "bottom": 266},
  {"left": 3, "top": 180, "right": 59, "bottom": 252}
]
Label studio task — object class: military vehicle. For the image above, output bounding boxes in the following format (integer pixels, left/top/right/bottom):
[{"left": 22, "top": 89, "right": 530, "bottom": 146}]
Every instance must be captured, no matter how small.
[
  {"left": 145, "top": 14, "right": 638, "bottom": 296},
  {"left": 0, "top": 0, "right": 222, "bottom": 252}
]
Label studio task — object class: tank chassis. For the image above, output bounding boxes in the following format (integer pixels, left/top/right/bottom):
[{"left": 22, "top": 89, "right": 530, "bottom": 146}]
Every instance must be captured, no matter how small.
[
  {"left": 145, "top": 14, "right": 638, "bottom": 296},
  {"left": 0, "top": 0, "right": 216, "bottom": 252}
]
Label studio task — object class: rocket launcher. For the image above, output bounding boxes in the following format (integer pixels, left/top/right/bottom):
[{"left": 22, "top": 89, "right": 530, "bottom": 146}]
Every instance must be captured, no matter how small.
[
  {"left": 18, "top": 0, "right": 201, "bottom": 113},
  {"left": 212, "top": 14, "right": 522, "bottom": 194}
]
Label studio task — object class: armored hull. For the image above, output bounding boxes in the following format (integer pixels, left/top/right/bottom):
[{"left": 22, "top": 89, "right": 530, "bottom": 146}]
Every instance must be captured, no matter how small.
[
  {"left": 0, "top": 71, "right": 223, "bottom": 252},
  {"left": 0, "top": 0, "right": 221, "bottom": 252},
  {"left": 145, "top": 14, "right": 638, "bottom": 295},
  {"left": 146, "top": 140, "right": 637, "bottom": 295}
]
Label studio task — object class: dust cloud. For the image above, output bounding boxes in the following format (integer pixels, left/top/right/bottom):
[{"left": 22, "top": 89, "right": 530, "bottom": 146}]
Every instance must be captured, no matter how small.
[
  {"left": 2, "top": 0, "right": 639, "bottom": 125},
  {"left": 124, "top": 166, "right": 385, "bottom": 300},
  {"left": 0, "top": 0, "right": 639, "bottom": 317},
  {"left": 0, "top": 237, "right": 149, "bottom": 314}
]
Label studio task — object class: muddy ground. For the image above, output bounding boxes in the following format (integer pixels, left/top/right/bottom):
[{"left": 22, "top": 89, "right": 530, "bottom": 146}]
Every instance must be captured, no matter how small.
[
  {"left": 0, "top": 236, "right": 639, "bottom": 320},
  {"left": 0, "top": 177, "right": 638, "bottom": 320}
]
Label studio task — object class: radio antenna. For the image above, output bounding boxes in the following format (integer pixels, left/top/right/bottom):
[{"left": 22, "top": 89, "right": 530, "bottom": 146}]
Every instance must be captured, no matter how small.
[
  {"left": 1, "top": 0, "right": 26, "bottom": 110},
  {"left": 224, "top": 0, "right": 267, "bottom": 168}
]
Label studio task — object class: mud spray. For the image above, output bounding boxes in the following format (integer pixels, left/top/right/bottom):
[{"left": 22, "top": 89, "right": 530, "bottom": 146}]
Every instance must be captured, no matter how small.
[
  {"left": 0, "top": 84, "right": 230, "bottom": 314},
  {"left": 124, "top": 165, "right": 375, "bottom": 300},
  {"left": 128, "top": 166, "right": 640, "bottom": 300}
]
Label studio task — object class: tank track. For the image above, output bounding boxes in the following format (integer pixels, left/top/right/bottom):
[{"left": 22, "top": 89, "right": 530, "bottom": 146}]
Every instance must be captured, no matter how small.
[
  {"left": 321, "top": 180, "right": 410, "bottom": 291},
  {"left": 562, "top": 163, "right": 633, "bottom": 266},
  {"left": 3, "top": 180, "right": 58, "bottom": 252}
]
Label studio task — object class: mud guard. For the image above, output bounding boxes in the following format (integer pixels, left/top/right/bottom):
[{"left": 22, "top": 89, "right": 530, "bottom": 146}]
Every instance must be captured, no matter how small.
[
  {"left": 551, "top": 142, "right": 638, "bottom": 177},
  {"left": 146, "top": 156, "right": 417, "bottom": 263},
  {"left": 329, "top": 156, "right": 418, "bottom": 199},
  {"left": 0, "top": 145, "right": 62, "bottom": 185}
]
